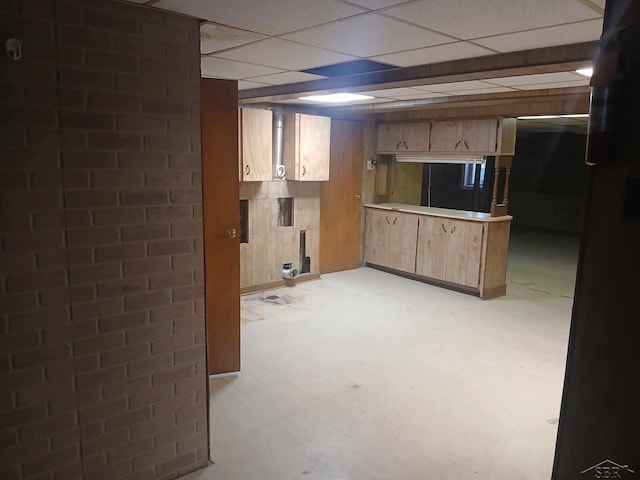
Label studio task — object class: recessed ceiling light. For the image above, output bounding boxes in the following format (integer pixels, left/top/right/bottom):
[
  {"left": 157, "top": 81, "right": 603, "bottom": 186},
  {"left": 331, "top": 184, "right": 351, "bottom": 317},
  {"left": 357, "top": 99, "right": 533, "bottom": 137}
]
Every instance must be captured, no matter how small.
[
  {"left": 298, "top": 93, "right": 374, "bottom": 103},
  {"left": 517, "top": 115, "right": 559, "bottom": 120},
  {"left": 559, "top": 114, "right": 589, "bottom": 118},
  {"left": 576, "top": 67, "right": 593, "bottom": 77}
]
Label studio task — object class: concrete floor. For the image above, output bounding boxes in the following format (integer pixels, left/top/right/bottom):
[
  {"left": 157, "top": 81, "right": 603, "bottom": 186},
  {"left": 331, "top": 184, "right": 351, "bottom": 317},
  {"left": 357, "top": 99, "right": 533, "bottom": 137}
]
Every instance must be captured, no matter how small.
[{"left": 184, "top": 230, "right": 579, "bottom": 480}]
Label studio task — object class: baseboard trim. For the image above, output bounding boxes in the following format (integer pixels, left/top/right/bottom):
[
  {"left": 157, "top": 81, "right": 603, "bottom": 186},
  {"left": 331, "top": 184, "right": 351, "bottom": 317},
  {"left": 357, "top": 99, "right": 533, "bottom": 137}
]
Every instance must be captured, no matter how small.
[{"left": 240, "top": 273, "right": 321, "bottom": 295}]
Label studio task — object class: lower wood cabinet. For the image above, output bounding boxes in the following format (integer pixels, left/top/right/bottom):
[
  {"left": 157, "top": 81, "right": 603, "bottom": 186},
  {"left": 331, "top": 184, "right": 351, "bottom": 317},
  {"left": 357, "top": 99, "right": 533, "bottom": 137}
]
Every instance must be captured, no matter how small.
[{"left": 364, "top": 205, "right": 511, "bottom": 298}]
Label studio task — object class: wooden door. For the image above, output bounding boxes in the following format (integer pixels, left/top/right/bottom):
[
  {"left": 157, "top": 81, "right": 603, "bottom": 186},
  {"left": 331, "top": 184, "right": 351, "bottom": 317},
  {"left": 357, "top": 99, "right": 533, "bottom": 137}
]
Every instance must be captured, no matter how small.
[
  {"left": 320, "top": 119, "right": 363, "bottom": 273},
  {"left": 299, "top": 113, "right": 330, "bottom": 181},
  {"left": 462, "top": 119, "right": 498, "bottom": 153},
  {"left": 240, "top": 108, "right": 272, "bottom": 181},
  {"left": 403, "top": 121, "right": 430, "bottom": 152},
  {"left": 415, "top": 216, "right": 448, "bottom": 280},
  {"left": 445, "top": 220, "right": 484, "bottom": 288},
  {"left": 377, "top": 123, "right": 404, "bottom": 153},
  {"left": 201, "top": 78, "right": 240, "bottom": 375},
  {"left": 388, "top": 212, "right": 419, "bottom": 273},
  {"left": 364, "top": 208, "right": 391, "bottom": 267},
  {"left": 429, "top": 120, "right": 462, "bottom": 152}
]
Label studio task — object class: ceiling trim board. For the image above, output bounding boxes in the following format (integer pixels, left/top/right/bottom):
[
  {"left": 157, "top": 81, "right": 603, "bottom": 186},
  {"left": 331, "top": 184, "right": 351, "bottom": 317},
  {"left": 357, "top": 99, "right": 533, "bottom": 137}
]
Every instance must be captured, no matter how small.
[{"left": 238, "top": 41, "right": 598, "bottom": 103}]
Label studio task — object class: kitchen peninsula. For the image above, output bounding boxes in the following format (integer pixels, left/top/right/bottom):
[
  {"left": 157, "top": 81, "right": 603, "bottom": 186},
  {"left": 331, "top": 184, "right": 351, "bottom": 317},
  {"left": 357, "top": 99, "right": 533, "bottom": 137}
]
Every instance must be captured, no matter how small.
[{"left": 364, "top": 203, "right": 512, "bottom": 299}]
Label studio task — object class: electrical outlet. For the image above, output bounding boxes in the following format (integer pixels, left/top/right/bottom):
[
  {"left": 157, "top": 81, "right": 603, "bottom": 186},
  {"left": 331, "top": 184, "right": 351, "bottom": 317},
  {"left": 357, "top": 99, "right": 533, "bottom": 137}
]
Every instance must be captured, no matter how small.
[{"left": 366, "top": 160, "right": 375, "bottom": 170}]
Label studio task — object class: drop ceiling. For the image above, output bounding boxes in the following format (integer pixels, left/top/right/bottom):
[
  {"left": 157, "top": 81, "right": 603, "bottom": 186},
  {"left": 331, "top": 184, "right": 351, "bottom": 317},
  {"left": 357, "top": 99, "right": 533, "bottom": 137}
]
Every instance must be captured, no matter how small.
[{"left": 134, "top": 0, "right": 603, "bottom": 108}]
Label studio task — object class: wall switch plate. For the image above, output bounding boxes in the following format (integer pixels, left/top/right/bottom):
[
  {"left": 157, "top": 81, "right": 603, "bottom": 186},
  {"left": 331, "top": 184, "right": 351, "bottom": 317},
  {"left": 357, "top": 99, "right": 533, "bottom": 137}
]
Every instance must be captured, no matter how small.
[{"left": 366, "top": 160, "right": 375, "bottom": 170}]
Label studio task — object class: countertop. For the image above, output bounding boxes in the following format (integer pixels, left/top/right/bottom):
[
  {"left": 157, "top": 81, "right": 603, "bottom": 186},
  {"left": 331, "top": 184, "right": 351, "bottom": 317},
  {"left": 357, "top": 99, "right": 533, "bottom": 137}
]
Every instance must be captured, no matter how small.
[{"left": 364, "top": 203, "right": 512, "bottom": 223}]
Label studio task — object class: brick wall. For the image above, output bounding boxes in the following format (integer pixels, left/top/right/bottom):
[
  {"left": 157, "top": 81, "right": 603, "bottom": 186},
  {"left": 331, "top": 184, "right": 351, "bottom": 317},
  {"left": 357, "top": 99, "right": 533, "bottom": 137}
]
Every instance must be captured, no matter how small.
[{"left": 1, "top": 1, "right": 208, "bottom": 479}]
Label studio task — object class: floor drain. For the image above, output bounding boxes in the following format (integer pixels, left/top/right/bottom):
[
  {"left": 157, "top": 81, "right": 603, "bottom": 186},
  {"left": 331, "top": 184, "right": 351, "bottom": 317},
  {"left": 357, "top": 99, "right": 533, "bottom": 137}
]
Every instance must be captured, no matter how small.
[{"left": 265, "top": 295, "right": 279, "bottom": 300}]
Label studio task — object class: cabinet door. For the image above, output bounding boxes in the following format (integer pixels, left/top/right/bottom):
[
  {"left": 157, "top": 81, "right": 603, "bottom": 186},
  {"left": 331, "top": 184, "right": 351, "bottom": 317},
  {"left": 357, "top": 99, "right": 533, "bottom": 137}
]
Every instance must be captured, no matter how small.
[
  {"left": 403, "top": 121, "right": 430, "bottom": 152},
  {"left": 415, "top": 216, "right": 448, "bottom": 280},
  {"left": 445, "top": 220, "right": 484, "bottom": 287},
  {"left": 377, "top": 123, "right": 404, "bottom": 153},
  {"left": 461, "top": 119, "right": 498, "bottom": 154},
  {"left": 364, "top": 208, "right": 391, "bottom": 267},
  {"left": 298, "top": 113, "right": 330, "bottom": 181},
  {"left": 240, "top": 108, "right": 272, "bottom": 181},
  {"left": 429, "top": 120, "right": 462, "bottom": 152},
  {"left": 388, "top": 212, "right": 419, "bottom": 272}
]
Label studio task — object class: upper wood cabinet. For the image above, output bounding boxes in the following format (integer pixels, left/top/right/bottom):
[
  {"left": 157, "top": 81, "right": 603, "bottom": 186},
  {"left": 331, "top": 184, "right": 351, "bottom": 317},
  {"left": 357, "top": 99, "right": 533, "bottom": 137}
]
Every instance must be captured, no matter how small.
[
  {"left": 377, "top": 121, "right": 430, "bottom": 153},
  {"left": 239, "top": 108, "right": 272, "bottom": 182},
  {"left": 283, "top": 113, "right": 331, "bottom": 181},
  {"left": 430, "top": 119, "right": 499, "bottom": 155}
]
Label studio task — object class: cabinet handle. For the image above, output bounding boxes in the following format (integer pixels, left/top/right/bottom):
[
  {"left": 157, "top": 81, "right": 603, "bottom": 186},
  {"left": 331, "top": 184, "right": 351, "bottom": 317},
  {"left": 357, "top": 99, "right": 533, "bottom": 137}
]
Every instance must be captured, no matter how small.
[
  {"left": 455, "top": 140, "right": 461, "bottom": 150},
  {"left": 302, "top": 165, "right": 307, "bottom": 176},
  {"left": 396, "top": 141, "right": 402, "bottom": 150},
  {"left": 403, "top": 141, "right": 408, "bottom": 150},
  {"left": 245, "top": 165, "right": 250, "bottom": 176},
  {"left": 464, "top": 140, "right": 469, "bottom": 150},
  {"left": 392, "top": 217, "right": 398, "bottom": 225},
  {"left": 441, "top": 223, "right": 448, "bottom": 233},
  {"left": 385, "top": 215, "right": 390, "bottom": 224},
  {"left": 451, "top": 225, "right": 457, "bottom": 234}
]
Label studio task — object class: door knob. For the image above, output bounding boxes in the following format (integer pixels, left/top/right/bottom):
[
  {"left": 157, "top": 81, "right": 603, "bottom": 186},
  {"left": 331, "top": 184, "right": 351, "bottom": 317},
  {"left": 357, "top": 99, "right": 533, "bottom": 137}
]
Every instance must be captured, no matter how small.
[
  {"left": 225, "top": 228, "right": 237, "bottom": 239},
  {"left": 355, "top": 194, "right": 361, "bottom": 199}
]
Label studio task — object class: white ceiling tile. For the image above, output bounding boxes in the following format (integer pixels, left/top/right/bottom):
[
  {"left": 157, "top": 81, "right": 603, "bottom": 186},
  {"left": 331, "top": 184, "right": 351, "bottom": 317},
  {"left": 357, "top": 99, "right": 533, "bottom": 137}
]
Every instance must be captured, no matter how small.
[
  {"left": 201, "top": 57, "right": 284, "bottom": 80},
  {"left": 386, "top": 91, "right": 451, "bottom": 99},
  {"left": 415, "top": 80, "right": 498, "bottom": 93},
  {"left": 200, "top": 23, "right": 267, "bottom": 55},
  {"left": 512, "top": 80, "right": 590, "bottom": 90},
  {"left": 486, "top": 72, "right": 585, "bottom": 86},
  {"left": 358, "top": 87, "right": 431, "bottom": 97},
  {"left": 238, "top": 80, "right": 271, "bottom": 90},
  {"left": 216, "top": 38, "right": 357, "bottom": 70},
  {"left": 246, "top": 71, "right": 327, "bottom": 85},
  {"left": 383, "top": 0, "right": 600, "bottom": 40},
  {"left": 282, "top": 13, "right": 453, "bottom": 57},
  {"left": 444, "top": 86, "right": 516, "bottom": 95},
  {"left": 154, "top": 0, "right": 366, "bottom": 36},
  {"left": 372, "top": 41, "right": 495, "bottom": 67},
  {"left": 346, "top": 0, "right": 415, "bottom": 9},
  {"left": 122, "top": 0, "right": 148, "bottom": 3},
  {"left": 474, "top": 19, "right": 603, "bottom": 52}
]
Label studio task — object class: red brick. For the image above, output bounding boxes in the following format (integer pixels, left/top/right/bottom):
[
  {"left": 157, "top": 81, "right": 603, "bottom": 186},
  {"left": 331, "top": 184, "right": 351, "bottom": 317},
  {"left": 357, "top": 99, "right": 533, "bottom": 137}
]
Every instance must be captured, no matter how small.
[
  {"left": 173, "top": 346, "right": 205, "bottom": 366},
  {"left": 39, "top": 285, "right": 94, "bottom": 308},
  {"left": 177, "top": 432, "right": 205, "bottom": 454},
  {"left": 147, "top": 239, "right": 191, "bottom": 257},
  {"left": 0, "top": 403, "right": 46, "bottom": 429},
  {"left": 45, "top": 355, "right": 98, "bottom": 380},
  {"left": 95, "top": 243, "right": 145, "bottom": 262},
  {"left": 146, "top": 205, "right": 192, "bottom": 223},
  {"left": 88, "top": 132, "right": 142, "bottom": 151},
  {"left": 97, "top": 277, "right": 146, "bottom": 299},
  {"left": 170, "top": 220, "right": 202, "bottom": 237},
  {"left": 169, "top": 188, "right": 201, "bottom": 204},
  {"left": 101, "top": 375, "right": 149, "bottom": 401},
  {"left": 122, "top": 223, "right": 169, "bottom": 241},
  {"left": 166, "top": 43, "right": 197, "bottom": 63},
  {"left": 115, "top": 74, "right": 165, "bottom": 97},
  {"left": 0, "top": 331, "right": 40, "bottom": 352},
  {"left": 157, "top": 452, "right": 196, "bottom": 476},
  {"left": 140, "top": 19, "right": 187, "bottom": 42},
  {"left": 2, "top": 150, "right": 59, "bottom": 169},
  {"left": 15, "top": 377, "right": 74, "bottom": 407},
  {"left": 171, "top": 315, "right": 202, "bottom": 334},
  {"left": 112, "top": 34, "right": 164, "bottom": 58},
  {"left": 124, "top": 257, "right": 170, "bottom": 277},
  {"left": 171, "top": 253, "right": 203, "bottom": 271},
  {"left": 84, "top": 8, "right": 138, "bottom": 33},
  {"left": 150, "top": 302, "right": 192, "bottom": 323},
  {"left": 37, "top": 248, "right": 92, "bottom": 269},
  {"left": 3, "top": 106, "right": 56, "bottom": 127},
  {"left": 120, "top": 189, "right": 168, "bottom": 206},
  {"left": 142, "top": 98, "right": 188, "bottom": 116},
  {"left": 21, "top": 445, "right": 79, "bottom": 478},
  {"left": 58, "top": 45, "right": 84, "bottom": 67},
  {"left": 57, "top": 25, "right": 110, "bottom": 48},
  {"left": 107, "top": 437, "right": 153, "bottom": 463},
  {"left": 153, "top": 393, "right": 196, "bottom": 420},
  {"left": 48, "top": 388, "right": 100, "bottom": 415},
  {"left": 13, "top": 344, "right": 71, "bottom": 369},
  {"left": 67, "top": 226, "right": 120, "bottom": 247},
  {"left": 81, "top": 430, "right": 128, "bottom": 456},
  {"left": 69, "top": 263, "right": 120, "bottom": 284},
  {"left": 169, "top": 154, "right": 200, "bottom": 170},
  {"left": 64, "top": 190, "right": 118, "bottom": 208},
  {"left": 76, "top": 366, "right": 125, "bottom": 392},
  {"left": 50, "top": 428, "right": 81, "bottom": 450},
  {"left": 149, "top": 271, "right": 192, "bottom": 291},
  {"left": 93, "top": 207, "right": 144, "bottom": 225},
  {"left": 125, "top": 290, "right": 171, "bottom": 311},
  {"left": 172, "top": 285, "right": 203, "bottom": 303},
  {"left": 100, "top": 343, "right": 148, "bottom": 367},
  {"left": 151, "top": 332, "right": 194, "bottom": 356},
  {"left": 98, "top": 311, "right": 148, "bottom": 333},
  {"left": 63, "top": 151, "right": 116, "bottom": 169},
  {"left": 127, "top": 353, "right": 172, "bottom": 378},
  {"left": 152, "top": 364, "right": 193, "bottom": 386},
  {"left": 61, "top": 111, "right": 114, "bottom": 129},
  {"left": 0, "top": 191, "right": 61, "bottom": 211},
  {"left": 33, "top": 210, "right": 90, "bottom": 229},
  {"left": 86, "top": 51, "right": 139, "bottom": 74},
  {"left": 116, "top": 114, "right": 166, "bottom": 133},
  {"left": 59, "top": 88, "right": 86, "bottom": 110},
  {"left": 59, "top": 67, "right": 113, "bottom": 92},
  {"left": 125, "top": 321, "right": 172, "bottom": 345},
  {"left": 143, "top": 134, "right": 190, "bottom": 153},
  {"left": 0, "top": 213, "right": 31, "bottom": 232},
  {"left": 0, "top": 170, "right": 28, "bottom": 189},
  {"left": 0, "top": 292, "right": 39, "bottom": 315},
  {"left": 6, "top": 269, "right": 66, "bottom": 293},
  {"left": 87, "top": 92, "right": 140, "bottom": 112},
  {"left": 78, "top": 398, "right": 127, "bottom": 424},
  {"left": 71, "top": 297, "right": 122, "bottom": 321},
  {"left": 74, "top": 331, "right": 123, "bottom": 356},
  {"left": 0, "top": 252, "right": 34, "bottom": 273},
  {"left": 8, "top": 307, "right": 68, "bottom": 332}
]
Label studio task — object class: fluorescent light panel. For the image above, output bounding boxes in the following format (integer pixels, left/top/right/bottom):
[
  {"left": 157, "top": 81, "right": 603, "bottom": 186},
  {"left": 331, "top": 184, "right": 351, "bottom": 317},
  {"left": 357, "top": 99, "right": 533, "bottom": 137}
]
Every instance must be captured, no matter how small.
[
  {"left": 517, "top": 114, "right": 589, "bottom": 120},
  {"left": 576, "top": 67, "right": 593, "bottom": 77},
  {"left": 298, "top": 93, "right": 374, "bottom": 103}
]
